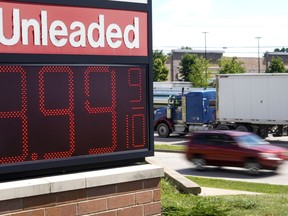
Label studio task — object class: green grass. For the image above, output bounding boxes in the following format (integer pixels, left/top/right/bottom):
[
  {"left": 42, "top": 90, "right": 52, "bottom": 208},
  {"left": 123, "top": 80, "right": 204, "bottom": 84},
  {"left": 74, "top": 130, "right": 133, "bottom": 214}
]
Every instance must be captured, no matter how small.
[
  {"left": 155, "top": 144, "right": 184, "bottom": 152},
  {"left": 187, "top": 176, "right": 288, "bottom": 194},
  {"left": 157, "top": 143, "right": 288, "bottom": 214},
  {"left": 161, "top": 178, "right": 288, "bottom": 216}
]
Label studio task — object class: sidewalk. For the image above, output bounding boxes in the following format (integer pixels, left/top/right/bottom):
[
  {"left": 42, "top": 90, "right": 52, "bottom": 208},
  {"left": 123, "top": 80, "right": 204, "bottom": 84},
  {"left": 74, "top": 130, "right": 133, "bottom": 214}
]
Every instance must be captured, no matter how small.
[
  {"left": 146, "top": 156, "right": 262, "bottom": 196},
  {"left": 200, "top": 187, "right": 262, "bottom": 196}
]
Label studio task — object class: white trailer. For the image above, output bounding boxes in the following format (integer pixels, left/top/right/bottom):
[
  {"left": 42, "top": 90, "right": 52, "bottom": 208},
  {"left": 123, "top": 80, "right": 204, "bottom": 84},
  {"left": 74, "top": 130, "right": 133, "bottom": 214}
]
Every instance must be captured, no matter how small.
[{"left": 216, "top": 73, "right": 288, "bottom": 137}]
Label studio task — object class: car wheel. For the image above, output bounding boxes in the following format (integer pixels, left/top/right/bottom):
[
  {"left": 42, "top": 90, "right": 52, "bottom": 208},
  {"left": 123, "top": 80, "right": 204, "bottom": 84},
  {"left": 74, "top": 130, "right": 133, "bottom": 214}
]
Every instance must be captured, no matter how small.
[
  {"left": 157, "top": 123, "right": 170, "bottom": 138},
  {"left": 245, "top": 161, "right": 261, "bottom": 175},
  {"left": 192, "top": 157, "right": 206, "bottom": 171}
]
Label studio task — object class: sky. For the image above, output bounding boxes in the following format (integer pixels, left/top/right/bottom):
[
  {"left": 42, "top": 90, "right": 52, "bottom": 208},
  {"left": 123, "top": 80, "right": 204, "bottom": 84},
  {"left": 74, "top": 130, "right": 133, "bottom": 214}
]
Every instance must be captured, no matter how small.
[{"left": 152, "top": 0, "right": 288, "bottom": 57}]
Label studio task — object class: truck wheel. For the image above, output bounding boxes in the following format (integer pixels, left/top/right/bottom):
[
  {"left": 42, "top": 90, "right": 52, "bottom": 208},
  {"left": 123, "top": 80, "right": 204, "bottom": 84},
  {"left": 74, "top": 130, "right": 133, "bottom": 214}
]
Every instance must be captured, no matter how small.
[
  {"left": 157, "top": 123, "right": 170, "bottom": 138},
  {"left": 179, "top": 132, "right": 188, "bottom": 137},
  {"left": 216, "top": 125, "right": 229, "bottom": 130},
  {"left": 258, "top": 128, "right": 269, "bottom": 138},
  {"left": 236, "top": 125, "right": 250, "bottom": 132},
  {"left": 179, "top": 128, "right": 188, "bottom": 137}
]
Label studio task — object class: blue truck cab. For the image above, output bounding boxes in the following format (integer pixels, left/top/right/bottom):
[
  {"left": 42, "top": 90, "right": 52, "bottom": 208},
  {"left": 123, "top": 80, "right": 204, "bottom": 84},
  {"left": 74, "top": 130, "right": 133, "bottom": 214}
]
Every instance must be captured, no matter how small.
[{"left": 154, "top": 89, "right": 216, "bottom": 138}]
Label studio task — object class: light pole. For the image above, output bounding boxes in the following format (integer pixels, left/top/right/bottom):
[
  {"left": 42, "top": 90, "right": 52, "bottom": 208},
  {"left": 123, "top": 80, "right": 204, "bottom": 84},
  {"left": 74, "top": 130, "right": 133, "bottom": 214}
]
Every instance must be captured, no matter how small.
[
  {"left": 202, "top": 32, "right": 208, "bottom": 59},
  {"left": 202, "top": 32, "right": 208, "bottom": 82},
  {"left": 255, "top": 36, "right": 261, "bottom": 73}
]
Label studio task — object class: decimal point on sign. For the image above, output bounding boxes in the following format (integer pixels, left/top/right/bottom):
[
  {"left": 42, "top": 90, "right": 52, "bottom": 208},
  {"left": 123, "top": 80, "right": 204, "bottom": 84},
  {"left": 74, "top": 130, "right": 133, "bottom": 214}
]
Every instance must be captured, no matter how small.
[{"left": 31, "top": 153, "right": 38, "bottom": 161}]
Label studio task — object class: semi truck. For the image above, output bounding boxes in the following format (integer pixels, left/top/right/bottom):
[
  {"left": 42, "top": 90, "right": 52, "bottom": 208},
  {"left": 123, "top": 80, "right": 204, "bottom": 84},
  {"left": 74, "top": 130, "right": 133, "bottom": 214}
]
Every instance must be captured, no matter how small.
[
  {"left": 215, "top": 73, "right": 288, "bottom": 138},
  {"left": 153, "top": 89, "right": 216, "bottom": 137},
  {"left": 154, "top": 74, "right": 288, "bottom": 138}
]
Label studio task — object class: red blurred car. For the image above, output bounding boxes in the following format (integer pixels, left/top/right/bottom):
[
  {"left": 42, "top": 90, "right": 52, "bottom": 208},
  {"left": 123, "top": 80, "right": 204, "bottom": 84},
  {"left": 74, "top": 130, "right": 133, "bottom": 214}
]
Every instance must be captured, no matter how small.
[{"left": 185, "top": 130, "right": 288, "bottom": 175}]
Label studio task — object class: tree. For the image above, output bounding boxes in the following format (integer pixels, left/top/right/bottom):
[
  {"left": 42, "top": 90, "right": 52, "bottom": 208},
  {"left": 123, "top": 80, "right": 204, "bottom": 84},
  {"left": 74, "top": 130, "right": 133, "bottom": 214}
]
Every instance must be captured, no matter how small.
[
  {"left": 153, "top": 50, "right": 169, "bottom": 81},
  {"left": 274, "top": 48, "right": 281, "bottom": 52},
  {"left": 274, "top": 47, "right": 288, "bottom": 52},
  {"left": 266, "top": 57, "right": 286, "bottom": 73},
  {"left": 218, "top": 57, "right": 245, "bottom": 74},
  {"left": 153, "top": 49, "right": 166, "bottom": 64},
  {"left": 178, "top": 54, "right": 209, "bottom": 87},
  {"left": 180, "top": 46, "right": 192, "bottom": 50}
]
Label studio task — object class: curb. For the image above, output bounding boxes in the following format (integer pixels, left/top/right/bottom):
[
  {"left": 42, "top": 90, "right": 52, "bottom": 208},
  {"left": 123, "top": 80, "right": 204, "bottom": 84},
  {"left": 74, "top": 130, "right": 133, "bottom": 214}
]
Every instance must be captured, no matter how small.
[{"left": 145, "top": 156, "right": 201, "bottom": 195}]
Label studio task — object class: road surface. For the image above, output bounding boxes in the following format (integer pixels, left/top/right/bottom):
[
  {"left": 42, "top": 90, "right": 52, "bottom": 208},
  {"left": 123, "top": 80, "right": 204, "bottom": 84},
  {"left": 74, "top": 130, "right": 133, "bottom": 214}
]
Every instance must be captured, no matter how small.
[{"left": 153, "top": 133, "right": 288, "bottom": 185}]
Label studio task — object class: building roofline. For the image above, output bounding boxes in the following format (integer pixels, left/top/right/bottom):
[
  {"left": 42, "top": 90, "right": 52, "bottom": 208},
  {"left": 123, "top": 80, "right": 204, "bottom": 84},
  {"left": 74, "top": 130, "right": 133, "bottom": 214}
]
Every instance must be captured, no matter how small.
[
  {"left": 265, "top": 52, "right": 288, "bottom": 56},
  {"left": 172, "top": 49, "right": 224, "bottom": 54}
]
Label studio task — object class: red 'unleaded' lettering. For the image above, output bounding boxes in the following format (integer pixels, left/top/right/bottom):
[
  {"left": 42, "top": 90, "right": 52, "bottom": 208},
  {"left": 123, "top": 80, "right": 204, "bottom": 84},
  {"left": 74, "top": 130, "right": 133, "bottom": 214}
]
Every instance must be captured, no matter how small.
[{"left": 0, "top": 2, "right": 148, "bottom": 56}]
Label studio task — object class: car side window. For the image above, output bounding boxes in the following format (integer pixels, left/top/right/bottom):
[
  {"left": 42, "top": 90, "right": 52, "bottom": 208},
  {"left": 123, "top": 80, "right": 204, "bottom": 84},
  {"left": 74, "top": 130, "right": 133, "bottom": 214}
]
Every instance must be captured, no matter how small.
[
  {"left": 193, "top": 133, "right": 233, "bottom": 146},
  {"left": 204, "top": 134, "right": 221, "bottom": 145},
  {"left": 194, "top": 134, "right": 207, "bottom": 144},
  {"left": 194, "top": 134, "right": 216, "bottom": 145},
  {"left": 218, "top": 134, "right": 236, "bottom": 147}
]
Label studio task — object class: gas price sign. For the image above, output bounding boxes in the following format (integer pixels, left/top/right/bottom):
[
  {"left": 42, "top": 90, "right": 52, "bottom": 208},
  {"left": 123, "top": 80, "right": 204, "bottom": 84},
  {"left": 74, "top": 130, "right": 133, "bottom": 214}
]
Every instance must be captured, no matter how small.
[{"left": 0, "top": 0, "right": 153, "bottom": 177}]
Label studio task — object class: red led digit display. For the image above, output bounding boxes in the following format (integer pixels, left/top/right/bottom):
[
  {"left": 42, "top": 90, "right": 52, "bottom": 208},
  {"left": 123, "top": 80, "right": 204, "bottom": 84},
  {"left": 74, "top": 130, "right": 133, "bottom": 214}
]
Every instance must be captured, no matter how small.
[
  {"left": 39, "top": 66, "right": 75, "bottom": 159},
  {"left": 84, "top": 66, "right": 117, "bottom": 154},
  {"left": 0, "top": 65, "right": 149, "bottom": 166},
  {"left": 0, "top": 66, "right": 28, "bottom": 164}
]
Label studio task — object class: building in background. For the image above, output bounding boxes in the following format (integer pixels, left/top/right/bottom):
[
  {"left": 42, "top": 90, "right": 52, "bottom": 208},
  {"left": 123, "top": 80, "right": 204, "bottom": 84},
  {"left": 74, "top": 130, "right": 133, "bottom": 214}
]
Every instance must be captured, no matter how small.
[
  {"left": 165, "top": 49, "right": 269, "bottom": 81},
  {"left": 169, "top": 49, "right": 224, "bottom": 81},
  {"left": 236, "top": 57, "right": 266, "bottom": 74},
  {"left": 265, "top": 52, "right": 288, "bottom": 70}
]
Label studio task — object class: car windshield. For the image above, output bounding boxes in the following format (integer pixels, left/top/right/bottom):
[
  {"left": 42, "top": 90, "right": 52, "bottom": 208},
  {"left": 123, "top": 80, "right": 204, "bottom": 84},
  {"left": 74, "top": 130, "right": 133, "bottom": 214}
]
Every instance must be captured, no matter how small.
[{"left": 235, "top": 134, "right": 270, "bottom": 147}]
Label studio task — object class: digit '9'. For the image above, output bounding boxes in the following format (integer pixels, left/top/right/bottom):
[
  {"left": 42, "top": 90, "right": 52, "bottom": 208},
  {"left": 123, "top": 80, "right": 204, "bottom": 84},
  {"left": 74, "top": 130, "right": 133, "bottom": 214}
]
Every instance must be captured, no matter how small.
[
  {"left": 39, "top": 66, "right": 75, "bottom": 159},
  {"left": 84, "top": 66, "right": 117, "bottom": 154}
]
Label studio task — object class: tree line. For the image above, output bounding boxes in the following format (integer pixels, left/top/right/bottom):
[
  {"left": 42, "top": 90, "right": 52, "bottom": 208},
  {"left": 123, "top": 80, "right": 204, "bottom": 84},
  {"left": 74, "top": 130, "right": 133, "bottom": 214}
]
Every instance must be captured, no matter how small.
[{"left": 153, "top": 49, "right": 288, "bottom": 87}]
